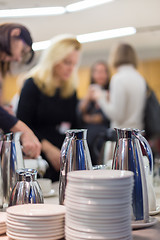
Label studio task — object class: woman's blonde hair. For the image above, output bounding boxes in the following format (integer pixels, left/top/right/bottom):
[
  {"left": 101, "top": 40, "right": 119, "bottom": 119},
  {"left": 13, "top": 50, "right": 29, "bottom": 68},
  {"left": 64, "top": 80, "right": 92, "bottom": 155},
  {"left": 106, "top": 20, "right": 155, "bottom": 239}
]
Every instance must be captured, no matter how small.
[
  {"left": 109, "top": 43, "right": 138, "bottom": 69},
  {"left": 29, "top": 34, "right": 81, "bottom": 97}
]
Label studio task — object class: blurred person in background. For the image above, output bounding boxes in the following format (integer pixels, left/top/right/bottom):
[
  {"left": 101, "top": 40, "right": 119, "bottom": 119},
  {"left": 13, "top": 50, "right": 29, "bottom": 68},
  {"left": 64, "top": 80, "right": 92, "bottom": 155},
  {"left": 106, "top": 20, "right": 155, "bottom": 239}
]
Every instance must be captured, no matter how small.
[
  {"left": 17, "top": 35, "right": 81, "bottom": 182},
  {"left": 91, "top": 43, "right": 146, "bottom": 131},
  {"left": 78, "top": 61, "right": 110, "bottom": 165},
  {"left": 0, "top": 23, "right": 41, "bottom": 158}
]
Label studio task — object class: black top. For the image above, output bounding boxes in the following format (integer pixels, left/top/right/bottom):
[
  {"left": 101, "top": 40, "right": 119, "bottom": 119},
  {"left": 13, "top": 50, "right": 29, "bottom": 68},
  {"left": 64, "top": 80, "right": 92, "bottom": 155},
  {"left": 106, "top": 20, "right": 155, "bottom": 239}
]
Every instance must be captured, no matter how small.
[
  {"left": 0, "top": 106, "right": 18, "bottom": 132},
  {"left": 17, "top": 78, "right": 78, "bottom": 149}
]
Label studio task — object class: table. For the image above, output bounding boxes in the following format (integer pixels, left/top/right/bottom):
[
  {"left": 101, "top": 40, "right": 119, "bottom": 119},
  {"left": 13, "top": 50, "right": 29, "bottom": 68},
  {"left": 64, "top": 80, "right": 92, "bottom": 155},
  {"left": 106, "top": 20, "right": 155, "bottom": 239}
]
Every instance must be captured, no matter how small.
[
  {"left": 132, "top": 186, "right": 160, "bottom": 240},
  {"left": 1, "top": 182, "right": 160, "bottom": 240}
]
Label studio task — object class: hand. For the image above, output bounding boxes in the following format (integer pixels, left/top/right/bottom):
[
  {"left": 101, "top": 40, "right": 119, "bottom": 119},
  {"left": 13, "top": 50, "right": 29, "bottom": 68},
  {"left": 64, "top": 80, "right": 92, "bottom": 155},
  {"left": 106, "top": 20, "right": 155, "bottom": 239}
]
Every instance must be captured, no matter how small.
[
  {"left": 21, "top": 132, "right": 41, "bottom": 158},
  {"left": 11, "top": 120, "right": 41, "bottom": 158},
  {"left": 83, "top": 113, "right": 103, "bottom": 124},
  {"left": 90, "top": 87, "right": 102, "bottom": 101},
  {"left": 83, "top": 114, "right": 93, "bottom": 123},
  {"left": 41, "top": 139, "right": 60, "bottom": 171},
  {"left": 84, "top": 87, "right": 94, "bottom": 101}
]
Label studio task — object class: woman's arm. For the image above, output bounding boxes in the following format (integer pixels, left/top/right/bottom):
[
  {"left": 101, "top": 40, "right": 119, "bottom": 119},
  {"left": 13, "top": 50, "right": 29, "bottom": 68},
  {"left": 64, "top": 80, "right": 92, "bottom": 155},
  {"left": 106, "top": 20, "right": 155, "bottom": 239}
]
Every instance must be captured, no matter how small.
[
  {"left": 41, "top": 139, "right": 60, "bottom": 171},
  {"left": 79, "top": 86, "right": 97, "bottom": 114},
  {"left": 11, "top": 120, "right": 41, "bottom": 158},
  {"left": 79, "top": 95, "right": 91, "bottom": 114},
  {"left": 92, "top": 76, "right": 126, "bottom": 122}
]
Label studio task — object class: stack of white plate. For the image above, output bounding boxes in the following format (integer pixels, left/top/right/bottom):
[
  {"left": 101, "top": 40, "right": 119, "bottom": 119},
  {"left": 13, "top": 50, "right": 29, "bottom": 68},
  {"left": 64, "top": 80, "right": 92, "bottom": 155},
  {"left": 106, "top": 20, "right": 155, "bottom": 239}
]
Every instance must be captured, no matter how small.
[
  {"left": 0, "top": 212, "right": 7, "bottom": 235},
  {"left": 6, "top": 204, "right": 65, "bottom": 240},
  {"left": 65, "top": 170, "right": 134, "bottom": 240}
]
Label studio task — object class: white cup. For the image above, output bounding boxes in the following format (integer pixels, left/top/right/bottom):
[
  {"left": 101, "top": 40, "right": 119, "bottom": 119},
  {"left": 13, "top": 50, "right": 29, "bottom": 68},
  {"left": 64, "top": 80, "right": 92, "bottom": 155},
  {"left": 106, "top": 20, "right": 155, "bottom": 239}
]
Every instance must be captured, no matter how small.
[
  {"left": 143, "top": 156, "right": 156, "bottom": 211},
  {"left": 37, "top": 178, "right": 52, "bottom": 195}
]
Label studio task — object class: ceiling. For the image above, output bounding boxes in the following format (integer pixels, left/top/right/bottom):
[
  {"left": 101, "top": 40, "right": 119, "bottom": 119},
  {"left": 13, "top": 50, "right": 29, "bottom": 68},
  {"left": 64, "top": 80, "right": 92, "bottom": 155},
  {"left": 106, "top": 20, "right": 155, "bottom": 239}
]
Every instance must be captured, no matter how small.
[{"left": 0, "top": 0, "right": 160, "bottom": 68}]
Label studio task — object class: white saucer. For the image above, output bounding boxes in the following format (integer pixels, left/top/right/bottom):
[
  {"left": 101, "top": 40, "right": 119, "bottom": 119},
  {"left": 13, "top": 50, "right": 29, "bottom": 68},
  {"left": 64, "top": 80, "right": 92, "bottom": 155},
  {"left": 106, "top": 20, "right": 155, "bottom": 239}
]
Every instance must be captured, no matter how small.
[
  {"left": 132, "top": 216, "right": 158, "bottom": 230},
  {"left": 0, "top": 212, "right": 7, "bottom": 224},
  {"left": 7, "top": 204, "right": 66, "bottom": 217},
  {"left": 43, "top": 189, "right": 56, "bottom": 198},
  {"left": 0, "top": 227, "right": 6, "bottom": 235},
  {"left": 149, "top": 205, "right": 160, "bottom": 216}
]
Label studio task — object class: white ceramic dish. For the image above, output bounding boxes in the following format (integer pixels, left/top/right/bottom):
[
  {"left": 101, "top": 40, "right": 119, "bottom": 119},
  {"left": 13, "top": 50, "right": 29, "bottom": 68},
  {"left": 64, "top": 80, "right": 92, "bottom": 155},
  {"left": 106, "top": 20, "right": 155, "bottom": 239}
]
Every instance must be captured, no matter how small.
[
  {"left": 132, "top": 216, "right": 157, "bottom": 229},
  {"left": 7, "top": 219, "right": 64, "bottom": 229},
  {"left": 67, "top": 208, "right": 130, "bottom": 219},
  {"left": 65, "top": 169, "right": 133, "bottom": 240},
  {"left": 0, "top": 227, "right": 6, "bottom": 235},
  {"left": 65, "top": 226, "right": 131, "bottom": 240},
  {"left": 7, "top": 231, "right": 64, "bottom": 240},
  {"left": 7, "top": 214, "right": 64, "bottom": 222},
  {"left": 0, "top": 225, "right": 6, "bottom": 229},
  {"left": 43, "top": 189, "right": 56, "bottom": 198},
  {"left": 66, "top": 218, "right": 131, "bottom": 233},
  {"left": 68, "top": 179, "right": 133, "bottom": 188},
  {"left": 0, "top": 223, "right": 6, "bottom": 227},
  {"left": 7, "top": 204, "right": 65, "bottom": 217},
  {"left": 65, "top": 193, "right": 131, "bottom": 205},
  {"left": 66, "top": 219, "right": 130, "bottom": 232},
  {"left": 67, "top": 184, "right": 131, "bottom": 194},
  {"left": 65, "top": 201, "right": 131, "bottom": 213},
  {"left": 7, "top": 225, "right": 64, "bottom": 235},
  {"left": 0, "top": 212, "right": 7, "bottom": 224},
  {"left": 7, "top": 229, "right": 64, "bottom": 238},
  {"left": 67, "top": 212, "right": 130, "bottom": 223},
  {"left": 66, "top": 212, "right": 131, "bottom": 224},
  {"left": 7, "top": 222, "right": 64, "bottom": 232},
  {"left": 66, "top": 233, "right": 131, "bottom": 240},
  {"left": 68, "top": 169, "right": 134, "bottom": 180},
  {"left": 149, "top": 205, "right": 160, "bottom": 216},
  {"left": 7, "top": 215, "right": 64, "bottom": 225},
  {"left": 65, "top": 191, "right": 132, "bottom": 203},
  {"left": 66, "top": 185, "right": 131, "bottom": 195},
  {"left": 66, "top": 201, "right": 132, "bottom": 211}
]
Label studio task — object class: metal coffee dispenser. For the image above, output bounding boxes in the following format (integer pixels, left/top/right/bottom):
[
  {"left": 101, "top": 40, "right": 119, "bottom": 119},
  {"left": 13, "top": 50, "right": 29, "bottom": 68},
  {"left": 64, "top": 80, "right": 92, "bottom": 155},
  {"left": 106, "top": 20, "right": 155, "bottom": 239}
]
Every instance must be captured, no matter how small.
[
  {"left": 9, "top": 168, "right": 43, "bottom": 206},
  {"left": 0, "top": 132, "right": 25, "bottom": 208},
  {"left": 112, "top": 128, "right": 153, "bottom": 222},
  {"left": 59, "top": 129, "right": 92, "bottom": 205}
]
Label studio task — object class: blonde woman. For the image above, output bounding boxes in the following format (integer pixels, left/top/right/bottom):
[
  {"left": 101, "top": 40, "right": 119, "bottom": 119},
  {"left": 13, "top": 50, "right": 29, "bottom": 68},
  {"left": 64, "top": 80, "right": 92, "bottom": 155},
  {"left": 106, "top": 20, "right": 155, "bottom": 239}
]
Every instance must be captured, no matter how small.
[
  {"left": 17, "top": 35, "right": 81, "bottom": 181},
  {"left": 91, "top": 43, "right": 146, "bottom": 130}
]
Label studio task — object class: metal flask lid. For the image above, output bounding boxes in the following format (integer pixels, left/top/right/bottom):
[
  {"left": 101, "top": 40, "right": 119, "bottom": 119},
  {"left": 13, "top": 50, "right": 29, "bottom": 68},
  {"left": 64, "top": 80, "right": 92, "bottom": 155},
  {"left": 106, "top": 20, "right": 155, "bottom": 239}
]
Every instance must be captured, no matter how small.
[
  {"left": 16, "top": 169, "right": 37, "bottom": 182},
  {"left": 114, "top": 128, "right": 134, "bottom": 139},
  {"left": 66, "top": 129, "right": 87, "bottom": 140},
  {"left": 3, "top": 132, "right": 14, "bottom": 141}
]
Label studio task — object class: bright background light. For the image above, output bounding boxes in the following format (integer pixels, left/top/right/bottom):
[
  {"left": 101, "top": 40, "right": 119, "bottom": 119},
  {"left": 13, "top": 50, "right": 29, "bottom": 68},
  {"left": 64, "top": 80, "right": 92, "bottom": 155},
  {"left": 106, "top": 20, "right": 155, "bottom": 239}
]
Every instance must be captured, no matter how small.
[
  {"left": 77, "top": 27, "right": 137, "bottom": 43},
  {"left": 0, "top": 7, "right": 66, "bottom": 18},
  {"left": 32, "top": 27, "right": 136, "bottom": 51},
  {"left": 0, "top": 0, "right": 114, "bottom": 18},
  {"left": 32, "top": 40, "right": 51, "bottom": 51},
  {"left": 66, "top": 0, "right": 114, "bottom": 12}
]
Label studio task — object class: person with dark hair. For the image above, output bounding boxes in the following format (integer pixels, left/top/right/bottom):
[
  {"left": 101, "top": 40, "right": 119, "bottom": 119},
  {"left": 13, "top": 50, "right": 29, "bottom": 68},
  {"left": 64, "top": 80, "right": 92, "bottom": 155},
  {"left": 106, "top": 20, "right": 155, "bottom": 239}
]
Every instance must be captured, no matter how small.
[
  {"left": 0, "top": 23, "right": 41, "bottom": 158},
  {"left": 90, "top": 60, "right": 110, "bottom": 89},
  {"left": 0, "top": 23, "right": 34, "bottom": 76},
  {"left": 78, "top": 61, "right": 110, "bottom": 165},
  {"left": 91, "top": 43, "right": 146, "bottom": 131}
]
